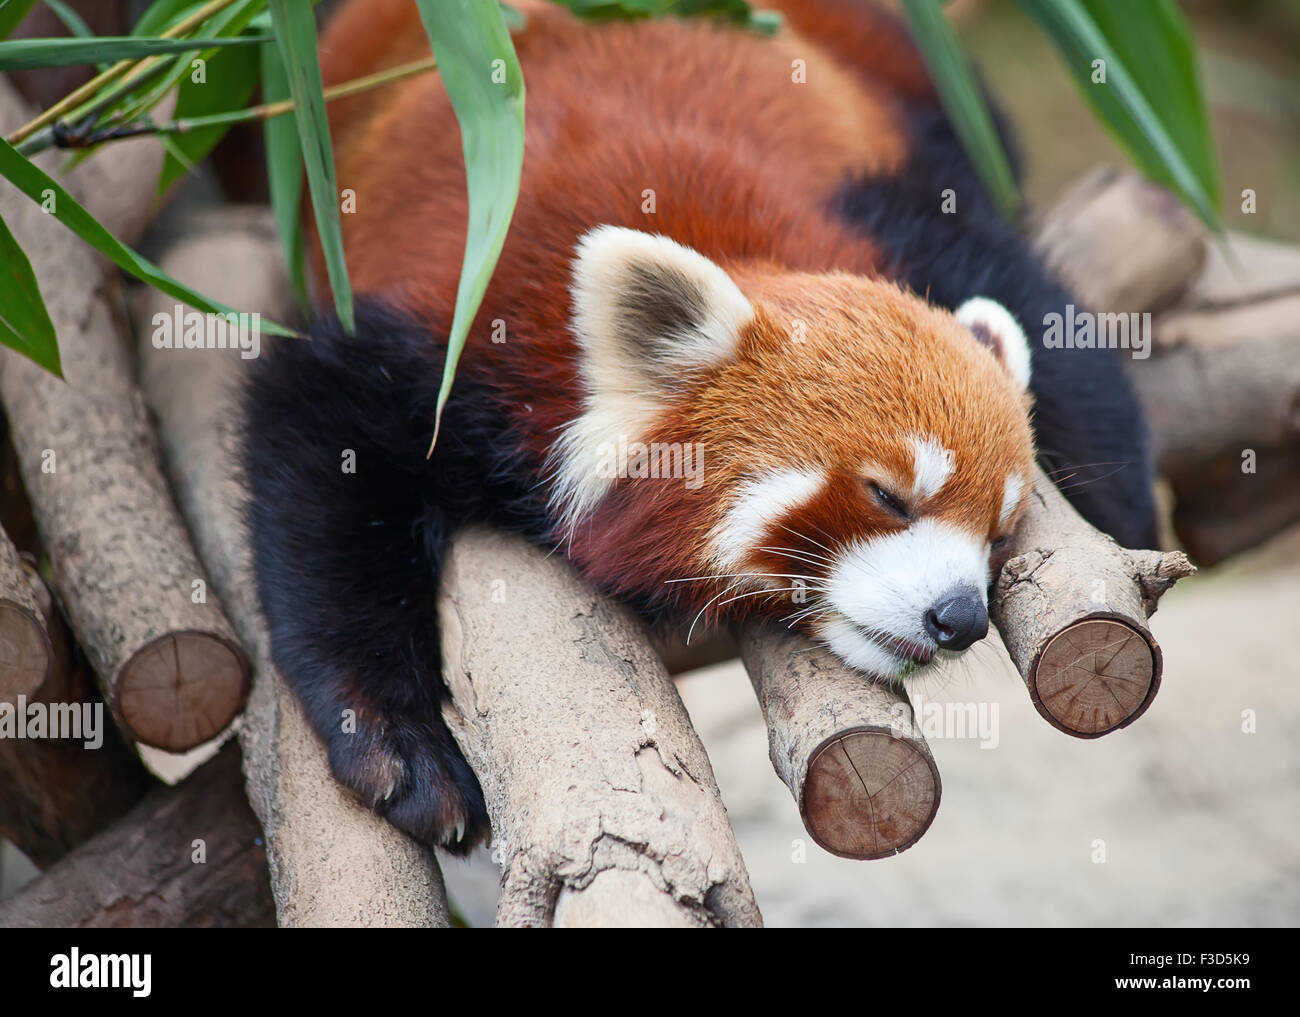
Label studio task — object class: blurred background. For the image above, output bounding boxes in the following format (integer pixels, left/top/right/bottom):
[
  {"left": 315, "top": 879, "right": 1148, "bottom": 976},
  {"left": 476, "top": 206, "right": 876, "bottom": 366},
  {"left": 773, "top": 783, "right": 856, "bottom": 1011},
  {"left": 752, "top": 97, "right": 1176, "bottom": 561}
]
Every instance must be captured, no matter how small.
[{"left": 2, "top": 0, "right": 1298, "bottom": 925}]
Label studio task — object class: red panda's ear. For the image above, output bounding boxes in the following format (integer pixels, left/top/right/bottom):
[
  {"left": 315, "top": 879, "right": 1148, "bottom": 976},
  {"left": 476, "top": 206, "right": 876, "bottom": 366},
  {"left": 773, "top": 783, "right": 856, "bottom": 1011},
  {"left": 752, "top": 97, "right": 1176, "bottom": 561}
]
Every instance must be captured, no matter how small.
[
  {"left": 955, "top": 297, "right": 1032, "bottom": 391},
  {"left": 570, "top": 226, "right": 752, "bottom": 390}
]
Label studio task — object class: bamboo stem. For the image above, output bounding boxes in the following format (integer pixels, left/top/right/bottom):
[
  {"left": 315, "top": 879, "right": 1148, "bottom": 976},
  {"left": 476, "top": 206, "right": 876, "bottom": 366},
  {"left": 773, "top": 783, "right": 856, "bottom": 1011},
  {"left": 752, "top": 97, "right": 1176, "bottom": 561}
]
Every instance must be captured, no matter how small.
[
  {"left": 16, "top": 55, "right": 438, "bottom": 154},
  {"left": 6, "top": 0, "right": 244, "bottom": 145}
]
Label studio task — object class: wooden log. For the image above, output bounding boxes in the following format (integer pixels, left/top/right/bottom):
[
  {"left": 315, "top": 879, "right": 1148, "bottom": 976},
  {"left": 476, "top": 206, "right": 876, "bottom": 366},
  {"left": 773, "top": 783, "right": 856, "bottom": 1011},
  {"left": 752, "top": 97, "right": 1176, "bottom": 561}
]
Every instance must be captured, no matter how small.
[
  {"left": 0, "top": 527, "right": 52, "bottom": 705},
  {"left": 969, "top": 168, "right": 1201, "bottom": 736},
  {"left": 1141, "top": 305, "right": 1300, "bottom": 478},
  {"left": 991, "top": 465, "right": 1193, "bottom": 736},
  {"left": 739, "top": 625, "right": 939, "bottom": 860},
  {"left": 0, "top": 741, "right": 274, "bottom": 928},
  {"left": 1186, "top": 230, "right": 1300, "bottom": 308},
  {"left": 1134, "top": 235, "right": 1300, "bottom": 563},
  {"left": 439, "top": 526, "right": 761, "bottom": 928},
  {"left": 1167, "top": 444, "right": 1300, "bottom": 565},
  {"left": 0, "top": 81, "right": 250, "bottom": 752},
  {"left": 0, "top": 563, "right": 155, "bottom": 868},
  {"left": 134, "top": 210, "right": 452, "bottom": 928},
  {"left": 1033, "top": 165, "right": 1206, "bottom": 313}
]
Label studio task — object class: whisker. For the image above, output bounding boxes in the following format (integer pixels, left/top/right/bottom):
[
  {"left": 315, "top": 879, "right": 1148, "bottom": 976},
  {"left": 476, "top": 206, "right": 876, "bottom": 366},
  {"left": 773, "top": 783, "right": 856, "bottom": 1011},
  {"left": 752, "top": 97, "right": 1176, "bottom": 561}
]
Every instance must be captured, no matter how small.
[
  {"left": 757, "top": 545, "right": 835, "bottom": 567},
  {"left": 772, "top": 521, "right": 837, "bottom": 557},
  {"left": 665, "top": 571, "right": 820, "bottom": 585}
]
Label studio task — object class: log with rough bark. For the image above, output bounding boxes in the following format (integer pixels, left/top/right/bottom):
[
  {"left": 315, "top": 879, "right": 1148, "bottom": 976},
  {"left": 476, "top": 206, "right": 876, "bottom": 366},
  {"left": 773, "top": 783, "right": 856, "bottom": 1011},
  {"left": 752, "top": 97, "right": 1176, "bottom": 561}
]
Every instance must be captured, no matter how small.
[
  {"left": 134, "top": 211, "right": 452, "bottom": 928},
  {"left": 1034, "top": 165, "right": 1207, "bottom": 314},
  {"left": 0, "top": 81, "right": 249, "bottom": 752},
  {"left": 990, "top": 465, "right": 1193, "bottom": 736},
  {"left": 439, "top": 527, "right": 761, "bottom": 927},
  {"left": 1038, "top": 169, "right": 1300, "bottom": 563},
  {"left": 0, "top": 741, "right": 273, "bottom": 928},
  {"left": 972, "top": 168, "right": 1208, "bottom": 736},
  {"left": 1138, "top": 234, "right": 1300, "bottom": 564},
  {"left": 740, "top": 624, "right": 939, "bottom": 859},
  {"left": 0, "top": 562, "right": 155, "bottom": 867},
  {"left": 0, "top": 527, "right": 51, "bottom": 704}
]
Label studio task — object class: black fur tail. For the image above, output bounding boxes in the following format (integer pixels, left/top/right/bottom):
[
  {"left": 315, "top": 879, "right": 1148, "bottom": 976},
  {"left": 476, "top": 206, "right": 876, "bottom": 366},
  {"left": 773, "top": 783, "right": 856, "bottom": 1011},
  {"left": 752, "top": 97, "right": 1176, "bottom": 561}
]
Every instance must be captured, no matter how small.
[{"left": 241, "top": 301, "right": 522, "bottom": 852}]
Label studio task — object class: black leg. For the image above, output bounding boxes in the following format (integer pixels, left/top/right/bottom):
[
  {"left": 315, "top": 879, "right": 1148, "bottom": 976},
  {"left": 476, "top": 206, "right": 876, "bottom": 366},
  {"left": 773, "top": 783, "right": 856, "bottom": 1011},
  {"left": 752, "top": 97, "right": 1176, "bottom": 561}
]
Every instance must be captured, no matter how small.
[{"left": 241, "top": 303, "right": 493, "bottom": 852}]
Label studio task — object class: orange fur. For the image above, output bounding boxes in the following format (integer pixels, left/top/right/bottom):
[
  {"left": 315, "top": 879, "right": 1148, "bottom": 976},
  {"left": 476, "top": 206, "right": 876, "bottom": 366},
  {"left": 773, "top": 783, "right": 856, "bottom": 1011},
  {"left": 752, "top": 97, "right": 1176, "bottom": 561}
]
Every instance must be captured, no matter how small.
[{"left": 307, "top": 1, "right": 1035, "bottom": 621}]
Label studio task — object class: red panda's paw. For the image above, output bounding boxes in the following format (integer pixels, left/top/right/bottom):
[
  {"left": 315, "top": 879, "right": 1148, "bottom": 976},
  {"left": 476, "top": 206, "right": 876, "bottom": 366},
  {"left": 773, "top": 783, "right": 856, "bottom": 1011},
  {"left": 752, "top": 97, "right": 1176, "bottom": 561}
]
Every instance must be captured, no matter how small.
[{"left": 326, "top": 713, "right": 490, "bottom": 855}]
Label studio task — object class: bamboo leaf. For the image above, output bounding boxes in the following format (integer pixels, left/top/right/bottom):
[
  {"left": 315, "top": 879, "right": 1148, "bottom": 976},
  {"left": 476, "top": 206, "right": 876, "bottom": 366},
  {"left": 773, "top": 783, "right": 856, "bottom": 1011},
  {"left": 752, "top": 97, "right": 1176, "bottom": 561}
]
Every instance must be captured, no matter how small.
[
  {"left": 1016, "top": 0, "right": 1221, "bottom": 231},
  {"left": 260, "top": 39, "right": 306, "bottom": 307},
  {"left": 131, "top": 0, "right": 204, "bottom": 38},
  {"left": 267, "top": 0, "right": 351, "bottom": 332},
  {"left": 0, "top": 33, "right": 271, "bottom": 71},
  {"left": 0, "top": 0, "right": 38, "bottom": 41},
  {"left": 413, "top": 0, "right": 525, "bottom": 443},
  {"left": 898, "top": 0, "right": 1019, "bottom": 218},
  {"left": 0, "top": 210, "right": 60, "bottom": 375},
  {"left": 0, "top": 136, "right": 297, "bottom": 339},
  {"left": 115, "top": 0, "right": 260, "bottom": 133},
  {"left": 157, "top": 3, "right": 262, "bottom": 192}
]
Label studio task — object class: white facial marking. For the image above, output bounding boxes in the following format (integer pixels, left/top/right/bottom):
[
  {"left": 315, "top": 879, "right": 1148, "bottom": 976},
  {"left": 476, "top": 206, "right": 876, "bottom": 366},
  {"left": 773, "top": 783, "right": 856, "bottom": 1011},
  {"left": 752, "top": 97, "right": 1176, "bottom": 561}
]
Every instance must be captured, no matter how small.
[
  {"left": 709, "top": 468, "right": 825, "bottom": 574},
  {"left": 818, "top": 615, "right": 913, "bottom": 677},
  {"left": 909, "top": 435, "right": 955, "bottom": 501},
  {"left": 999, "top": 473, "right": 1026, "bottom": 529},
  {"left": 821, "top": 519, "right": 989, "bottom": 675}
]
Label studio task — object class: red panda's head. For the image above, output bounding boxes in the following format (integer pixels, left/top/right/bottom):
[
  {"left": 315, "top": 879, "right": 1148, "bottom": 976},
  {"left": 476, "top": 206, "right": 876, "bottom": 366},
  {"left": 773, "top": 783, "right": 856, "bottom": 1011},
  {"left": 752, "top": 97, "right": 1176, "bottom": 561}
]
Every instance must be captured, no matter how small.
[{"left": 553, "top": 227, "right": 1036, "bottom": 681}]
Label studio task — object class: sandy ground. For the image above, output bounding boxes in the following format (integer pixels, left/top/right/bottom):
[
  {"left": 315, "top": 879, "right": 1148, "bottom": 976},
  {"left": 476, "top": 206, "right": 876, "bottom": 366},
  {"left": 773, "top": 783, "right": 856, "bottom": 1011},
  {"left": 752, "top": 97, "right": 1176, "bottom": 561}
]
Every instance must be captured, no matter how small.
[{"left": 437, "top": 525, "right": 1300, "bottom": 927}]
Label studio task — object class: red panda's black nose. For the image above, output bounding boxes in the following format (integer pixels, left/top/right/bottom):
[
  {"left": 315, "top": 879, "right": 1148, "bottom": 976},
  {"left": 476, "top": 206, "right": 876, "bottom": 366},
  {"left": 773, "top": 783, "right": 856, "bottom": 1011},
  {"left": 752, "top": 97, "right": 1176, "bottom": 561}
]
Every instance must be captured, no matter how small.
[{"left": 924, "top": 591, "right": 989, "bottom": 651}]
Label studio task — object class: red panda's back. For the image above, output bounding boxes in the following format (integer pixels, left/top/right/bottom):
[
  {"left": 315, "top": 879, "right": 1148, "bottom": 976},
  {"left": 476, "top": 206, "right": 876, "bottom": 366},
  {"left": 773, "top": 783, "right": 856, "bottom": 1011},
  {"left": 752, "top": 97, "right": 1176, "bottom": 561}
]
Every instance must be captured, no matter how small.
[{"left": 312, "top": 0, "right": 914, "bottom": 315}]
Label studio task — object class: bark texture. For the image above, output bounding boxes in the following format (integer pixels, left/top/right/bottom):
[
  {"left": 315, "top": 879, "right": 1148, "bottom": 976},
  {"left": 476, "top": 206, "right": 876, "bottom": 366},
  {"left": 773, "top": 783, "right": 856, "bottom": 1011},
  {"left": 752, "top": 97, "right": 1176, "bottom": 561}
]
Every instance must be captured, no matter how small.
[
  {"left": 439, "top": 527, "right": 762, "bottom": 928},
  {"left": 0, "top": 81, "right": 249, "bottom": 751},
  {"left": 740, "top": 624, "right": 939, "bottom": 859},
  {"left": 133, "top": 211, "right": 452, "bottom": 927},
  {"left": 0, "top": 528, "right": 51, "bottom": 703},
  {"left": 0, "top": 741, "right": 273, "bottom": 928}
]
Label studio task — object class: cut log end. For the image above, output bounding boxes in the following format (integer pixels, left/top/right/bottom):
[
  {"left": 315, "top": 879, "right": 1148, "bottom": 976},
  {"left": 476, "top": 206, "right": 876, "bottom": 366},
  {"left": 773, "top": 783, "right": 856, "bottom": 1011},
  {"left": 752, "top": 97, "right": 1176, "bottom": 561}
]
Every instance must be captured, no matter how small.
[
  {"left": 0, "top": 601, "right": 53, "bottom": 702},
  {"left": 1028, "top": 616, "right": 1161, "bottom": 738},
  {"left": 118, "top": 631, "right": 250, "bottom": 751},
  {"left": 801, "top": 726, "right": 941, "bottom": 860}
]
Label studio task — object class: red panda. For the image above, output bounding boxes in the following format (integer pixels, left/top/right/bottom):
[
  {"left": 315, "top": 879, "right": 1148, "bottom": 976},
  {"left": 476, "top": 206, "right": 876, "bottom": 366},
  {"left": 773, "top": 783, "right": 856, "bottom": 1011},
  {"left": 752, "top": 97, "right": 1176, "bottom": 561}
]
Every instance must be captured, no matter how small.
[{"left": 243, "top": 0, "right": 1157, "bottom": 850}]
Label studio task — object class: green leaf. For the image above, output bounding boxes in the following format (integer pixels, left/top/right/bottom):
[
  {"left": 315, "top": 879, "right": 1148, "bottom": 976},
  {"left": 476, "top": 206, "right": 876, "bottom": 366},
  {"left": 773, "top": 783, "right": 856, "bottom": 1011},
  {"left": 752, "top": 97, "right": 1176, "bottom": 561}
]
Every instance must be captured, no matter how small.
[
  {"left": 899, "top": 0, "right": 1019, "bottom": 218},
  {"left": 0, "top": 137, "right": 297, "bottom": 338},
  {"left": 1016, "top": 0, "right": 1221, "bottom": 231},
  {"left": 268, "top": 0, "right": 352, "bottom": 333},
  {"left": 0, "top": 33, "right": 272, "bottom": 71},
  {"left": 413, "top": 0, "right": 525, "bottom": 443},
  {"left": 548, "top": 0, "right": 779, "bottom": 33},
  {"left": 0, "top": 210, "right": 60, "bottom": 375},
  {"left": 131, "top": 0, "right": 204, "bottom": 37},
  {"left": 0, "top": 0, "right": 38, "bottom": 41},
  {"left": 261, "top": 40, "right": 306, "bottom": 308},
  {"left": 157, "top": 7, "right": 263, "bottom": 192}
]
